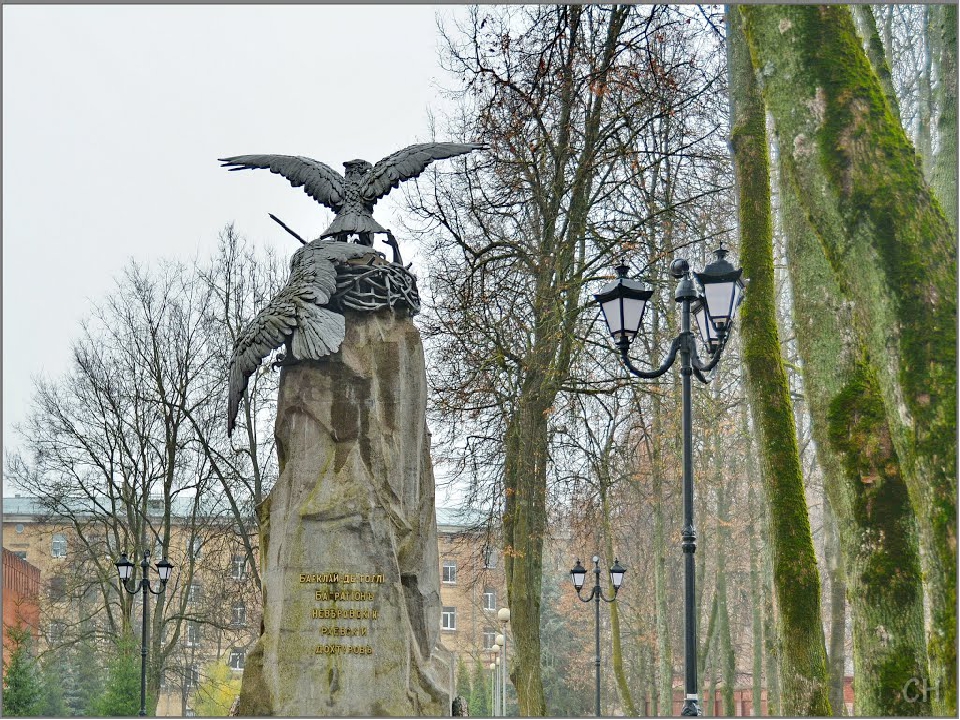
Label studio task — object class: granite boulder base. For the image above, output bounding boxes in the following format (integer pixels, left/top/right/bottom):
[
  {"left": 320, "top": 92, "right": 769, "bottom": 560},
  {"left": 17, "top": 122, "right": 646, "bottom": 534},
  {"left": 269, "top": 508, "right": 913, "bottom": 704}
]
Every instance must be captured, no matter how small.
[{"left": 237, "top": 310, "right": 447, "bottom": 716}]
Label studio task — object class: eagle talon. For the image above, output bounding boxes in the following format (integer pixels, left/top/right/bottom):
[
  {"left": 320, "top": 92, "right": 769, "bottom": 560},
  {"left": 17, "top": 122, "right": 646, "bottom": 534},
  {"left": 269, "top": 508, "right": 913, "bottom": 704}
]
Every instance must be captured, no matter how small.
[{"left": 272, "top": 353, "right": 301, "bottom": 370}]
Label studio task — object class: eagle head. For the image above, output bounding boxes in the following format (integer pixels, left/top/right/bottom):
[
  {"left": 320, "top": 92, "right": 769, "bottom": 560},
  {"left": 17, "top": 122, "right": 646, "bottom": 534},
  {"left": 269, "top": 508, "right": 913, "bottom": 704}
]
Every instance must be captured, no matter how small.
[{"left": 343, "top": 158, "right": 373, "bottom": 181}]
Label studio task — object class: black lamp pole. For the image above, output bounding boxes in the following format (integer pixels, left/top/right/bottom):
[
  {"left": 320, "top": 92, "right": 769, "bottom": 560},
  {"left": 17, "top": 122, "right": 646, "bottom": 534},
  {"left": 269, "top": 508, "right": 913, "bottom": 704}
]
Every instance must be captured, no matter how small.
[
  {"left": 571, "top": 557, "right": 625, "bottom": 717},
  {"left": 116, "top": 551, "right": 172, "bottom": 717},
  {"left": 594, "top": 249, "right": 743, "bottom": 717}
]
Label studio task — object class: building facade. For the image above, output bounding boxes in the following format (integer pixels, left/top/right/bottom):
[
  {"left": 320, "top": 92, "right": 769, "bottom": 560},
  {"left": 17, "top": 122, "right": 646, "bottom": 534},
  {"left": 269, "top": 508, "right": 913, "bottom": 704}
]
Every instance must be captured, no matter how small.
[
  {"left": 2, "top": 498, "right": 502, "bottom": 715},
  {"left": 2, "top": 546, "right": 41, "bottom": 666}
]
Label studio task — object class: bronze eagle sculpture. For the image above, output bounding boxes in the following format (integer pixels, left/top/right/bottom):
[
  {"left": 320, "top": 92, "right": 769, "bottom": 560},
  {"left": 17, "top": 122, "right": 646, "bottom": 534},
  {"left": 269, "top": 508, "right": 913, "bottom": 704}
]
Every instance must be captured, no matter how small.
[
  {"left": 219, "top": 142, "right": 484, "bottom": 246},
  {"left": 225, "top": 239, "right": 371, "bottom": 436},
  {"left": 221, "top": 141, "right": 483, "bottom": 436}
]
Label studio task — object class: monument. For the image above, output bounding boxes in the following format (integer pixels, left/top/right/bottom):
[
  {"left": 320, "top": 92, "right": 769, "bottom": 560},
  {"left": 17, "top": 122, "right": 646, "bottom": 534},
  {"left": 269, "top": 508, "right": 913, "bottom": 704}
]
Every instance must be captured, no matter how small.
[{"left": 220, "top": 143, "right": 482, "bottom": 716}]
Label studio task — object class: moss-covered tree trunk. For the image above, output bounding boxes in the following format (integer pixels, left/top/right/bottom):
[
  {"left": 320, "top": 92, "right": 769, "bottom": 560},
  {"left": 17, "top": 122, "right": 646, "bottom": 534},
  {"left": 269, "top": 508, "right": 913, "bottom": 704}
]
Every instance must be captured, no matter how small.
[
  {"left": 503, "top": 390, "right": 550, "bottom": 716},
  {"left": 740, "top": 6, "right": 957, "bottom": 713},
  {"left": 761, "top": 547, "right": 780, "bottom": 716},
  {"left": 715, "top": 481, "right": 737, "bottom": 717},
  {"left": 931, "top": 2, "right": 958, "bottom": 232},
  {"left": 727, "top": 7, "right": 832, "bottom": 715},
  {"left": 822, "top": 501, "right": 847, "bottom": 717},
  {"left": 778, "top": 145, "right": 930, "bottom": 716},
  {"left": 746, "top": 434, "right": 764, "bottom": 717},
  {"left": 600, "top": 477, "right": 637, "bottom": 715},
  {"left": 851, "top": 5, "right": 901, "bottom": 121}
]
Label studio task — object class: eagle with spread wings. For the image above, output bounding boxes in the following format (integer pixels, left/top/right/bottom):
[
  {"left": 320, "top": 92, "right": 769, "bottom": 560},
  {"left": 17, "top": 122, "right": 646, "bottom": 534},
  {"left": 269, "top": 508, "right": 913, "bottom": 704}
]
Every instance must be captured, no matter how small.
[
  {"left": 219, "top": 142, "right": 484, "bottom": 246},
  {"left": 222, "top": 142, "right": 484, "bottom": 436}
]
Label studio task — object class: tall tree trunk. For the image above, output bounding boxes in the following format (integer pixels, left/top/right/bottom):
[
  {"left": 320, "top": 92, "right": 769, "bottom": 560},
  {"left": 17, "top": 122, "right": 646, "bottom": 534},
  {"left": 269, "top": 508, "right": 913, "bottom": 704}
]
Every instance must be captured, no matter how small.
[
  {"left": 918, "top": 5, "right": 935, "bottom": 176},
  {"left": 716, "top": 482, "right": 737, "bottom": 717},
  {"left": 761, "top": 546, "right": 781, "bottom": 716},
  {"left": 746, "top": 435, "right": 764, "bottom": 717},
  {"left": 727, "top": 7, "right": 832, "bottom": 715},
  {"left": 931, "top": 3, "right": 958, "bottom": 232},
  {"left": 822, "top": 500, "right": 847, "bottom": 717},
  {"left": 503, "top": 392, "right": 550, "bottom": 716},
  {"left": 740, "top": 6, "right": 957, "bottom": 712},
  {"left": 851, "top": 5, "right": 901, "bottom": 120},
  {"left": 778, "top": 143, "right": 930, "bottom": 716},
  {"left": 647, "top": 302, "right": 675, "bottom": 718},
  {"left": 600, "top": 479, "right": 637, "bottom": 715},
  {"left": 699, "top": 588, "right": 717, "bottom": 718}
]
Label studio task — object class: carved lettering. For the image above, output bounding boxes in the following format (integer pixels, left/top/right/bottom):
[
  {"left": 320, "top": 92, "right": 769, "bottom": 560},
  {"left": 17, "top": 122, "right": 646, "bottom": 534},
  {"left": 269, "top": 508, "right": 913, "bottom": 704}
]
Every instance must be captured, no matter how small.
[
  {"left": 300, "top": 573, "right": 340, "bottom": 584},
  {"left": 312, "top": 608, "right": 379, "bottom": 620},
  {"left": 319, "top": 626, "right": 369, "bottom": 637},
  {"left": 315, "top": 644, "right": 374, "bottom": 655}
]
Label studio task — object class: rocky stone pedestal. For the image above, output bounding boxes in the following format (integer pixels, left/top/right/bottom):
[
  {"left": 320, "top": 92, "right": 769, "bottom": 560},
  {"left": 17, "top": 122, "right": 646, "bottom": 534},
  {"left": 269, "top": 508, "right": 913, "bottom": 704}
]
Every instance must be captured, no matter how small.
[{"left": 237, "top": 311, "right": 447, "bottom": 716}]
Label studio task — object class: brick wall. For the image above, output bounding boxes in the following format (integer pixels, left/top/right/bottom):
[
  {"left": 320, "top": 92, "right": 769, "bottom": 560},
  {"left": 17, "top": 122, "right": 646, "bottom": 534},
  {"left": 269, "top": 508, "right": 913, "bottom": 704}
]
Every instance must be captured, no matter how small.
[{"left": 2, "top": 547, "right": 41, "bottom": 660}]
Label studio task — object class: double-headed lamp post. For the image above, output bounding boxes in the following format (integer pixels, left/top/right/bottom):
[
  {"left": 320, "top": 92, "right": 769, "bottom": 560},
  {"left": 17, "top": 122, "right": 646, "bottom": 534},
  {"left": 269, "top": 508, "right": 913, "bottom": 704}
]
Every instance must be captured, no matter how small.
[
  {"left": 570, "top": 556, "right": 626, "bottom": 717},
  {"left": 497, "top": 606, "right": 510, "bottom": 716},
  {"left": 594, "top": 245, "right": 744, "bottom": 716},
  {"left": 115, "top": 550, "right": 174, "bottom": 717}
]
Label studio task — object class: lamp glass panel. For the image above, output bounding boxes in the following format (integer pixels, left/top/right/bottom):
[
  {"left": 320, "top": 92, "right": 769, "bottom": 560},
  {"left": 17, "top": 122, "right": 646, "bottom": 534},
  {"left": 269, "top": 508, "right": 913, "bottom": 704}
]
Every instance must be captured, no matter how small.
[
  {"left": 571, "top": 568, "right": 586, "bottom": 590},
  {"left": 692, "top": 302, "right": 711, "bottom": 343},
  {"left": 611, "top": 568, "right": 625, "bottom": 589},
  {"left": 157, "top": 559, "right": 173, "bottom": 582},
  {"left": 600, "top": 298, "right": 625, "bottom": 337},
  {"left": 116, "top": 556, "right": 133, "bottom": 581},
  {"left": 620, "top": 296, "right": 647, "bottom": 340},
  {"left": 703, "top": 282, "right": 736, "bottom": 328}
]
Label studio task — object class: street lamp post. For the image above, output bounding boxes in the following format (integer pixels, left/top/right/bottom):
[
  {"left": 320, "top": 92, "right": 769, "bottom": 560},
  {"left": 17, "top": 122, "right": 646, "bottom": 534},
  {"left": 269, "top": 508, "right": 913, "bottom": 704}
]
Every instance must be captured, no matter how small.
[
  {"left": 496, "top": 632, "right": 506, "bottom": 716},
  {"left": 115, "top": 550, "right": 174, "bottom": 717},
  {"left": 594, "top": 245, "right": 744, "bottom": 716},
  {"left": 489, "top": 657, "right": 498, "bottom": 716},
  {"left": 570, "top": 556, "right": 626, "bottom": 717},
  {"left": 497, "top": 607, "right": 510, "bottom": 716}
]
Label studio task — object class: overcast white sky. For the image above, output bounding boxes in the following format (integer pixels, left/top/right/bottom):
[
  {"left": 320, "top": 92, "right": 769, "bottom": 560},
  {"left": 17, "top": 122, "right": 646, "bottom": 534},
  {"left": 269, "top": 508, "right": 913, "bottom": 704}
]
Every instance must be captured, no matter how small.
[{"left": 2, "top": 5, "right": 465, "bottom": 498}]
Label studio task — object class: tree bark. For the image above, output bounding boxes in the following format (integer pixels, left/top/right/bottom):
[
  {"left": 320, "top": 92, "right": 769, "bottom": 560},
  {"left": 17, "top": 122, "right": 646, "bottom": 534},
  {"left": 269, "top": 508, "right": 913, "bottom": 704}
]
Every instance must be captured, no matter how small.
[
  {"left": 715, "top": 481, "right": 737, "bottom": 717},
  {"left": 931, "top": 3, "right": 958, "bottom": 232},
  {"left": 727, "top": 7, "right": 832, "bottom": 715},
  {"left": 600, "top": 479, "right": 637, "bottom": 715},
  {"left": 746, "top": 435, "right": 764, "bottom": 717},
  {"left": 778, "top": 139, "right": 930, "bottom": 716},
  {"left": 761, "top": 545, "right": 780, "bottom": 716},
  {"left": 851, "top": 5, "right": 901, "bottom": 121},
  {"left": 823, "top": 500, "right": 847, "bottom": 717},
  {"left": 741, "top": 6, "right": 957, "bottom": 713}
]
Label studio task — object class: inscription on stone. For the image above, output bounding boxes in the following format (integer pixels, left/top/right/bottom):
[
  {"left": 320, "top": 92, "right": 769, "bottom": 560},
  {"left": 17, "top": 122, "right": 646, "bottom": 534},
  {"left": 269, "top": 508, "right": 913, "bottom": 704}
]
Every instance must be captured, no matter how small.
[{"left": 300, "top": 571, "right": 384, "bottom": 656}]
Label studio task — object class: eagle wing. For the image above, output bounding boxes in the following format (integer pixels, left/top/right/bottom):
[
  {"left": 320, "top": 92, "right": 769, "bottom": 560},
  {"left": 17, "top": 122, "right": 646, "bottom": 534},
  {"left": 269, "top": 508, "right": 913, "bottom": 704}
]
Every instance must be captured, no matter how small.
[
  {"left": 359, "top": 142, "right": 484, "bottom": 203},
  {"left": 219, "top": 155, "right": 346, "bottom": 213},
  {"left": 226, "top": 241, "right": 372, "bottom": 436}
]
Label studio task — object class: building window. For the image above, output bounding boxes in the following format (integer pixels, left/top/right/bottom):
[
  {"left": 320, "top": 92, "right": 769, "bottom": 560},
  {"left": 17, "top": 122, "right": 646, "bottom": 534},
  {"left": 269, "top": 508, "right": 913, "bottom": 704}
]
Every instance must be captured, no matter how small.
[
  {"left": 14, "top": 551, "right": 27, "bottom": 560},
  {"left": 231, "top": 554, "right": 247, "bottom": 581},
  {"left": 232, "top": 601, "right": 246, "bottom": 627},
  {"left": 228, "top": 649, "right": 245, "bottom": 670},
  {"left": 442, "top": 560, "right": 457, "bottom": 584},
  {"left": 49, "top": 576, "right": 66, "bottom": 601},
  {"left": 482, "top": 627, "right": 497, "bottom": 649},
  {"left": 186, "top": 622, "right": 201, "bottom": 648},
  {"left": 185, "top": 665, "right": 199, "bottom": 689},
  {"left": 441, "top": 606, "right": 457, "bottom": 631},
  {"left": 187, "top": 584, "right": 202, "bottom": 603},
  {"left": 48, "top": 620, "right": 65, "bottom": 645},
  {"left": 15, "top": 523, "right": 24, "bottom": 533},
  {"left": 483, "top": 587, "right": 496, "bottom": 611},
  {"left": 51, "top": 534, "right": 67, "bottom": 558},
  {"left": 191, "top": 537, "right": 202, "bottom": 559},
  {"left": 483, "top": 545, "right": 497, "bottom": 569}
]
